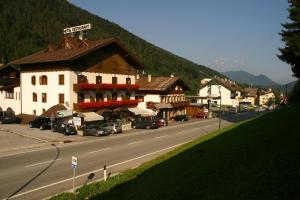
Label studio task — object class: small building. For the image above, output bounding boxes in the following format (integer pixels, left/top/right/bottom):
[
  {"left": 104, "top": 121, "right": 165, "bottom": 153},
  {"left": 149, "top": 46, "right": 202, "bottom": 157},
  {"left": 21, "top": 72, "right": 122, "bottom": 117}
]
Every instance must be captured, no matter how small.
[
  {"left": 136, "top": 75, "right": 189, "bottom": 119},
  {"left": 240, "top": 87, "right": 258, "bottom": 106},
  {"left": 259, "top": 90, "right": 275, "bottom": 106},
  {"left": 198, "top": 77, "right": 244, "bottom": 108}
]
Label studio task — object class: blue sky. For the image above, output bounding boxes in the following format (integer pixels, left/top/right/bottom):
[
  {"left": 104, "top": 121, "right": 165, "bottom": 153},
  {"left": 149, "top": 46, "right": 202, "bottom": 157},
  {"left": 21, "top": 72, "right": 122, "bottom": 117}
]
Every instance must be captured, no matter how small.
[{"left": 70, "top": 0, "right": 296, "bottom": 84}]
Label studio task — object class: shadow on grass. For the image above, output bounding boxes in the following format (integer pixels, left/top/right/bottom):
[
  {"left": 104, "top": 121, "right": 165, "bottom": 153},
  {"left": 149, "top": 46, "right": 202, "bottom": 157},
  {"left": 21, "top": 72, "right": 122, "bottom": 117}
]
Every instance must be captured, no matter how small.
[
  {"left": 90, "top": 106, "right": 300, "bottom": 200},
  {"left": 7, "top": 143, "right": 60, "bottom": 199}
]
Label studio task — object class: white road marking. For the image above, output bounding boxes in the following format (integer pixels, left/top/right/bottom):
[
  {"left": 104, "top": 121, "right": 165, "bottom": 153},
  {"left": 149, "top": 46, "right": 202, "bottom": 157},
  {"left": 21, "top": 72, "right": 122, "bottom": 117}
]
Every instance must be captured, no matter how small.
[
  {"left": 25, "top": 159, "right": 62, "bottom": 168},
  {"left": 88, "top": 147, "right": 111, "bottom": 154},
  {"left": 127, "top": 141, "right": 142, "bottom": 145},
  {"left": 8, "top": 142, "right": 190, "bottom": 199},
  {"left": 155, "top": 135, "right": 168, "bottom": 139}
]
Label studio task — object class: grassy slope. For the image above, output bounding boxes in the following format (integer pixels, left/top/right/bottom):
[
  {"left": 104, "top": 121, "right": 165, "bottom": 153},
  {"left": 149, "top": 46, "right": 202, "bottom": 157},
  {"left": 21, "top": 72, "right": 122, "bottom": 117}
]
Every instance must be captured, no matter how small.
[{"left": 51, "top": 105, "right": 300, "bottom": 200}]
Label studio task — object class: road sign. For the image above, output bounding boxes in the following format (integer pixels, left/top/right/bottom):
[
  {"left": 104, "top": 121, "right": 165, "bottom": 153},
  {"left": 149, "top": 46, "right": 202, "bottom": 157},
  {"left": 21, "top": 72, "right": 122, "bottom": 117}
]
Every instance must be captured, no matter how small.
[{"left": 72, "top": 156, "right": 77, "bottom": 168}]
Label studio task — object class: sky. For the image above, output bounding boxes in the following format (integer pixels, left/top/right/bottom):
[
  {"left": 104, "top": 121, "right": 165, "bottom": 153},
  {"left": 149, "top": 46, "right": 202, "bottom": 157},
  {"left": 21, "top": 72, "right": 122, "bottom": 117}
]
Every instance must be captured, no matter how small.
[{"left": 70, "top": 0, "right": 297, "bottom": 84}]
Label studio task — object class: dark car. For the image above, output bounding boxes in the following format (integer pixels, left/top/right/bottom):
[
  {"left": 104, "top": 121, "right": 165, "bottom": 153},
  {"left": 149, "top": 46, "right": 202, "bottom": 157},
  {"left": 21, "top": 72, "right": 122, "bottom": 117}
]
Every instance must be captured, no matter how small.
[
  {"left": 192, "top": 112, "right": 208, "bottom": 119},
  {"left": 99, "top": 122, "right": 122, "bottom": 134},
  {"left": 156, "top": 118, "right": 168, "bottom": 127},
  {"left": 52, "top": 121, "right": 77, "bottom": 135},
  {"left": 82, "top": 125, "right": 111, "bottom": 136},
  {"left": 28, "top": 117, "right": 52, "bottom": 130},
  {"left": 172, "top": 115, "right": 189, "bottom": 122},
  {"left": 0, "top": 114, "right": 21, "bottom": 124},
  {"left": 132, "top": 116, "right": 159, "bottom": 129}
]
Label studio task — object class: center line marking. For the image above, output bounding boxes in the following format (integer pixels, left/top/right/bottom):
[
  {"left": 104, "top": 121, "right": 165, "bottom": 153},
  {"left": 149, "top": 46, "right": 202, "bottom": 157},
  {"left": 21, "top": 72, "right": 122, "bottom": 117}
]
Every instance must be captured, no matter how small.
[
  {"left": 25, "top": 158, "right": 61, "bottom": 168},
  {"left": 155, "top": 135, "right": 167, "bottom": 139},
  {"left": 127, "top": 141, "right": 142, "bottom": 145},
  {"left": 89, "top": 147, "right": 111, "bottom": 154}
]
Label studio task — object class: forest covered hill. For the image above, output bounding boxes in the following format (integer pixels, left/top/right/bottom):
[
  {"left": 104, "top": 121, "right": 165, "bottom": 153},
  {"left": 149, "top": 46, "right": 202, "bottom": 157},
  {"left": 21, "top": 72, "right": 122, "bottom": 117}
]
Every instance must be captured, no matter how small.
[{"left": 0, "top": 0, "right": 224, "bottom": 94}]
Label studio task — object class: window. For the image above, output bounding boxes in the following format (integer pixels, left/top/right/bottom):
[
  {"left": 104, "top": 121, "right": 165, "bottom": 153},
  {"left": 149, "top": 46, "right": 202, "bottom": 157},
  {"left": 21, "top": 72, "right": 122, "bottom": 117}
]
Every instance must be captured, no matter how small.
[
  {"left": 96, "top": 93, "right": 103, "bottom": 102},
  {"left": 31, "top": 76, "right": 36, "bottom": 85},
  {"left": 107, "top": 95, "right": 112, "bottom": 101},
  {"left": 112, "top": 93, "right": 117, "bottom": 100},
  {"left": 78, "top": 75, "right": 87, "bottom": 83},
  {"left": 126, "top": 78, "right": 131, "bottom": 85},
  {"left": 112, "top": 77, "right": 117, "bottom": 84},
  {"left": 126, "top": 92, "right": 131, "bottom": 100},
  {"left": 42, "top": 93, "right": 47, "bottom": 103},
  {"left": 39, "top": 75, "right": 48, "bottom": 85},
  {"left": 5, "top": 89, "right": 14, "bottom": 99},
  {"left": 78, "top": 94, "right": 84, "bottom": 103},
  {"left": 59, "top": 74, "right": 64, "bottom": 85},
  {"left": 59, "top": 93, "right": 64, "bottom": 104},
  {"left": 96, "top": 76, "right": 102, "bottom": 84},
  {"left": 33, "top": 110, "right": 36, "bottom": 115},
  {"left": 32, "top": 93, "right": 37, "bottom": 102},
  {"left": 90, "top": 96, "right": 95, "bottom": 102}
]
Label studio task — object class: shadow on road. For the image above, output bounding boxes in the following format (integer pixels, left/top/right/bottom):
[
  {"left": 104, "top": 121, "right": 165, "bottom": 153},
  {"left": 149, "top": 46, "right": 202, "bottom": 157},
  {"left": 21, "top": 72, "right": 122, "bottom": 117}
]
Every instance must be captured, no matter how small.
[{"left": 7, "top": 143, "right": 60, "bottom": 199}]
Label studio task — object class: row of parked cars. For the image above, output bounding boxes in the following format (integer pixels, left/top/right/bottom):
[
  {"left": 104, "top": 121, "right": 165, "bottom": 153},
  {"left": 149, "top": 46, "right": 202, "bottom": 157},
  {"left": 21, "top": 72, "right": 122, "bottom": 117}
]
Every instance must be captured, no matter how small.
[
  {"left": 0, "top": 111, "right": 22, "bottom": 124},
  {"left": 28, "top": 116, "right": 123, "bottom": 136}
]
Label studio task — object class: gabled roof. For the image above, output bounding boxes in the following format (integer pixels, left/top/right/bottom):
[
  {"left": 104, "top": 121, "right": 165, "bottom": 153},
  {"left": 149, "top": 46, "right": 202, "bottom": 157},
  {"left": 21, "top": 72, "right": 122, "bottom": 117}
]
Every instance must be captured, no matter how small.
[
  {"left": 199, "top": 78, "right": 244, "bottom": 93},
  {"left": 137, "top": 76, "right": 189, "bottom": 92},
  {"left": 9, "top": 36, "right": 142, "bottom": 68}
]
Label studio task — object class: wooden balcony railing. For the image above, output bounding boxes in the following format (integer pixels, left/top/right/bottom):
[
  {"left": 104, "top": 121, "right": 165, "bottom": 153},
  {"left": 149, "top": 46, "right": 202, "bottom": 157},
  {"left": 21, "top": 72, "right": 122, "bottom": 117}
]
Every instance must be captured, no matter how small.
[
  {"left": 74, "top": 99, "right": 140, "bottom": 110},
  {"left": 73, "top": 83, "right": 139, "bottom": 92}
]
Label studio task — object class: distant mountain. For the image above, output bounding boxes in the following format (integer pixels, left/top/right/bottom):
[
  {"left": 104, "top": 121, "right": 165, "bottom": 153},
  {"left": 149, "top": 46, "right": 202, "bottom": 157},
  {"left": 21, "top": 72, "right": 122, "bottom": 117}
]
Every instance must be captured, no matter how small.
[
  {"left": 0, "top": 0, "right": 224, "bottom": 94},
  {"left": 223, "top": 71, "right": 279, "bottom": 86}
]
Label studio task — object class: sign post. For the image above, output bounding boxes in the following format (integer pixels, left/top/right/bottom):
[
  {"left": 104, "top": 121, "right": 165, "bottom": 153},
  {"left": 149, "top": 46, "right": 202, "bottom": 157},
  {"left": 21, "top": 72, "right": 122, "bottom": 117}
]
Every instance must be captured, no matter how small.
[{"left": 71, "top": 156, "right": 78, "bottom": 192}]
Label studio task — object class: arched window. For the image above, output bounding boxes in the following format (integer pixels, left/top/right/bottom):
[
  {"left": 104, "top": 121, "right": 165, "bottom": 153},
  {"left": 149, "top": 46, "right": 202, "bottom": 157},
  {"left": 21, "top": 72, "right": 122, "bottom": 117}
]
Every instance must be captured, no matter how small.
[
  {"left": 32, "top": 93, "right": 37, "bottom": 102},
  {"left": 31, "top": 76, "right": 36, "bottom": 85}
]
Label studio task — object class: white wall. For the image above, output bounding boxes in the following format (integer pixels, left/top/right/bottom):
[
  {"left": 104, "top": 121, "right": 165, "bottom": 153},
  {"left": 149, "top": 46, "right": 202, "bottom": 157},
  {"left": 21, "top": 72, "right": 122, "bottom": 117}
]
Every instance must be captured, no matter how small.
[
  {"left": 0, "top": 87, "right": 21, "bottom": 114},
  {"left": 198, "top": 85, "right": 240, "bottom": 107},
  {"left": 138, "top": 94, "right": 160, "bottom": 109},
  {"left": 21, "top": 71, "right": 72, "bottom": 116}
]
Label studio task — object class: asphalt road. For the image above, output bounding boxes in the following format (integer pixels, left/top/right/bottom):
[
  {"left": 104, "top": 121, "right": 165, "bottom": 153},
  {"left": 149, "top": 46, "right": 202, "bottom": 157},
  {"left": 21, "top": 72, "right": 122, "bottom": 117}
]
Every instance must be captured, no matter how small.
[{"left": 0, "top": 111, "right": 261, "bottom": 200}]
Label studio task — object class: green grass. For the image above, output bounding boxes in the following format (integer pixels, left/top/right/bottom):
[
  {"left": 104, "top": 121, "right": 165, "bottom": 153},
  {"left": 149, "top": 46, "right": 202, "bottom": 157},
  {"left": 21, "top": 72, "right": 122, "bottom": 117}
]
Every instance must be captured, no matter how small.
[{"left": 51, "top": 105, "right": 300, "bottom": 200}]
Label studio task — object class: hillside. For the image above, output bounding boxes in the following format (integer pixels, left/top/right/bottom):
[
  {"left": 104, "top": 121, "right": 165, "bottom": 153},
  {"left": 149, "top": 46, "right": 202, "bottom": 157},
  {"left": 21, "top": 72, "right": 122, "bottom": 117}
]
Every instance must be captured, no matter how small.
[
  {"left": 223, "top": 70, "right": 278, "bottom": 86},
  {"left": 52, "top": 105, "right": 300, "bottom": 200},
  {"left": 0, "top": 0, "right": 223, "bottom": 94}
]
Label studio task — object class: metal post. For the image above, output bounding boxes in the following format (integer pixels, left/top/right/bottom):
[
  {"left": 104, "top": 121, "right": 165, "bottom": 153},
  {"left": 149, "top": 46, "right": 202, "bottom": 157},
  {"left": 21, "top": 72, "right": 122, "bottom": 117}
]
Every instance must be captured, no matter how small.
[
  {"left": 218, "top": 85, "right": 222, "bottom": 130},
  {"left": 73, "top": 167, "right": 75, "bottom": 192}
]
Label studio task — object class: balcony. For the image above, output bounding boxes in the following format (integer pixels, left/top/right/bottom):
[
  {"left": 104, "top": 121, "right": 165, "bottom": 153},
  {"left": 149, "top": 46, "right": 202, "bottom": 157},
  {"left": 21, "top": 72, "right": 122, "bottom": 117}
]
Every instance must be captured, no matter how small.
[
  {"left": 74, "top": 99, "right": 140, "bottom": 110},
  {"left": 170, "top": 101, "right": 190, "bottom": 108},
  {"left": 73, "top": 83, "right": 139, "bottom": 92}
]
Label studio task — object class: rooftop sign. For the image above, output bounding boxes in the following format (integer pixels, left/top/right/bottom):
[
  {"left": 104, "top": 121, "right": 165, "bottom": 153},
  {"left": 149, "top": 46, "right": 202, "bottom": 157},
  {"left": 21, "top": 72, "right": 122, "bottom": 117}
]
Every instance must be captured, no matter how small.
[{"left": 63, "top": 23, "right": 92, "bottom": 34}]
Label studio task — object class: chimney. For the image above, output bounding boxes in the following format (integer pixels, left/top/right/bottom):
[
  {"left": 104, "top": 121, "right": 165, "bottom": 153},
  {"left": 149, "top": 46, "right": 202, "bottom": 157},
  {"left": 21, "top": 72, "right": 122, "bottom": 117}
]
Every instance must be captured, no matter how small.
[
  {"left": 136, "top": 74, "right": 140, "bottom": 80},
  {"left": 148, "top": 74, "right": 151, "bottom": 82}
]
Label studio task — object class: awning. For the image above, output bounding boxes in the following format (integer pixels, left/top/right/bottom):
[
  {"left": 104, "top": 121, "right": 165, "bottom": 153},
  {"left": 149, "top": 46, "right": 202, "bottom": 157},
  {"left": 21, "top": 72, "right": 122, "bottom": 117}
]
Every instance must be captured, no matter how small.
[
  {"left": 128, "top": 107, "right": 156, "bottom": 116},
  {"left": 82, "top": 112, "right": 104, "bottom": 122}
]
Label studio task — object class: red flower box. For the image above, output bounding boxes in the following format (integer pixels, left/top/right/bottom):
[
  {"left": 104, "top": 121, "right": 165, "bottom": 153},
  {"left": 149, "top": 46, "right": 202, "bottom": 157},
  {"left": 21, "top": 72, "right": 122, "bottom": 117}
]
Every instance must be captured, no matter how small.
[
  {"left": 78, "top": 99, "right": 140, "bottom": 110},
  {"left": 79, "top": 83, "right": 139, "bottom": 90}
]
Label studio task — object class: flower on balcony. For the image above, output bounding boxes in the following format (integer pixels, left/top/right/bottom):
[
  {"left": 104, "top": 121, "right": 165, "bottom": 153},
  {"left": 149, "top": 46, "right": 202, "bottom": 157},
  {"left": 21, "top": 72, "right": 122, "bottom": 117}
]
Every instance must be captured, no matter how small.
[
  {"left": 79, "top": 83, "right": 139, "bottom": 90},
  {"left": 78, "top": 99, "right": 140, "bottom": 110}
]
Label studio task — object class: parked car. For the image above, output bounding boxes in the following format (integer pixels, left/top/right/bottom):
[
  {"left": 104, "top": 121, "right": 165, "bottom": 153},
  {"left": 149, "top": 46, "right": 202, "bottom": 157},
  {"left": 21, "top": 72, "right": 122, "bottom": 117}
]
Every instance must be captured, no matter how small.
[
  {"left": 156, "top": 118, "right": 168, "bottom": 127},
  {"left": 52, "top": 121, "right": 77, "bottom": 135},
  {"left": 132, "top": 116, "right": 159, "bottom": 129},
  {"left": 28, "top": 117, "right": 52, "bottom": 130},
  {"left": 99, "top": 122, "right": 122, "bottom": 134},
  {"left": 192, "top": 112, "right": 208, "bottom": 119},
  {"left": 0, "top": 114, "right": 21, "bottom": 124},
  {"left": 171, "top": 115, "right": 189, "bottom": 122},
  {"left": 82, "top": 125, "right": 111, "bottom": 136}
]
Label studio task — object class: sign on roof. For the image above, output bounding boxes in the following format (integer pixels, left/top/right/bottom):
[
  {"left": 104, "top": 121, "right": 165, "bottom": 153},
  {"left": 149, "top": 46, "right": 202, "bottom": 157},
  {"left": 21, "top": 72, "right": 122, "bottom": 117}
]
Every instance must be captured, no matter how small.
[{"left": 63, "top": 23, "right": 92, "bottom": 34}]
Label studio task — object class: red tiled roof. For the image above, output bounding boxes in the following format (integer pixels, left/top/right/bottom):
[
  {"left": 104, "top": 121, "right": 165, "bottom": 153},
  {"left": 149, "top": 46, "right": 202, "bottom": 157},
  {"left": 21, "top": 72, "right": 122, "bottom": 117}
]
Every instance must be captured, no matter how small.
[{"left": 9, "top": 37, "right": 141, "bottom": 67}]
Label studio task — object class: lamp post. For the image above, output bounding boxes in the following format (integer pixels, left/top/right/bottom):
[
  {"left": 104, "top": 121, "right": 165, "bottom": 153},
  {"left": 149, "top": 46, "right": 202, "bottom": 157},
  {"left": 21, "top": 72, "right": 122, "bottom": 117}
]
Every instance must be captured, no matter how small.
[{"left": 217, "top": 85, "right": 222, "bottom": 130}]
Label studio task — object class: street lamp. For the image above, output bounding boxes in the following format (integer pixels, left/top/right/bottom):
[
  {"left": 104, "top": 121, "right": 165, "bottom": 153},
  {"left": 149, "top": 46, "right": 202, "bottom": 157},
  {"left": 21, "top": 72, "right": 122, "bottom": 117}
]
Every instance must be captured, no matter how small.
[{"left": 217, "top": 85, "right": 222, "bottom": 130}]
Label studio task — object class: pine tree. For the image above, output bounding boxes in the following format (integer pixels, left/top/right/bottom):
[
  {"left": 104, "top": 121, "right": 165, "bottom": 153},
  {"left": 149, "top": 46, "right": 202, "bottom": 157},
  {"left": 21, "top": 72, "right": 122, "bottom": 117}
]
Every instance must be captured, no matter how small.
[{"left": 278, "top": 0, "right": 300, "bottom": 78}]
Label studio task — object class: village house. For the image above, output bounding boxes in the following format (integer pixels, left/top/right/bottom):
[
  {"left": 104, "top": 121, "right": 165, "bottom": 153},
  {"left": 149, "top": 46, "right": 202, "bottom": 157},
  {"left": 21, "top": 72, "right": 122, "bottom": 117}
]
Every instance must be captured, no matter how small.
[
  {"left": 197, "top": 77, "right": 244, "bottom": 108},
  {"left": 240, "top": 87, "right": 258, "bottom": 106},
  {"left": 259, "top": 90, "right": 275, "bottom": 106},
  {"left": 135, "top": 74, "right": 189, "bottom": 119},
  {"left": 0, "top": 36, "right": 143, "bottom": 121}
]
